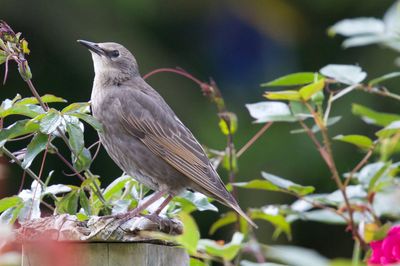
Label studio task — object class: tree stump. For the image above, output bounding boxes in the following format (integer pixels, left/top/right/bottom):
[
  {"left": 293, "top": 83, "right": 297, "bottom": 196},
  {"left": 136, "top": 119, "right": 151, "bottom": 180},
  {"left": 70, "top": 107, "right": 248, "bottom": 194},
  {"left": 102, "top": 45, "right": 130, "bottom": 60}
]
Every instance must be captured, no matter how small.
[{"left": 18, "top": 214, "right": 189, "bottom": 266}]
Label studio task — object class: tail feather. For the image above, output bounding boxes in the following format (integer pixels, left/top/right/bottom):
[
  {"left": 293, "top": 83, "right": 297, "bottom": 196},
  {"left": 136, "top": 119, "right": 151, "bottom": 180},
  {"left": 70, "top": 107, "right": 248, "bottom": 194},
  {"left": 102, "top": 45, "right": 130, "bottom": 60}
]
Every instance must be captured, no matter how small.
[{"left": 226, "top": 199, "right": 258, "bottom": 228}]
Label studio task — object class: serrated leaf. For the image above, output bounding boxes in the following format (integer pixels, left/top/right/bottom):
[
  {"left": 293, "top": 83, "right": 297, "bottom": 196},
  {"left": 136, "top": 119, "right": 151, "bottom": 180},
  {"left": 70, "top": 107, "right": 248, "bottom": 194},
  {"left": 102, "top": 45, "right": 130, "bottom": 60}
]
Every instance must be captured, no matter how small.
[
  {"left": 299, "top": 79, "right": 325, "bottom": 101},
  {"left": 333, "top": 134, "right": 373, "bottom": 149},
  {"left": 320, "top": 64, "right": 366, "bottom": 85},
  {"left": 262, "top": 72, "right": 320, "bottom": 87},
  {"left": 198, "top": 232, "right": 244, "bottom": 261},
  {"left": 0, "top": 196, "right": 22, "bottom": 213},
  {"left": 352, "top": 104, "right": 400, "bottom": 127},
  {"left": 22, "top": 133, "right": 49, "bottom": 169},
  {"left": 264, "top": 90, "right": 301, "bottom": 101},
  {"left": 209, "top": 211, "right": 237, "bottom": 234},
  {"left": 376, "top": 121, "right": 400, "bottom": 138},
  {"left": 71, "top": 113, "right": 103, "bottom": 132},
  {"left": 246, "top": 101, "right": 297, "bottom": 123},
  {"left": 369, "top": 72, "right": 400, "bottom": 86},
  {"left": 39, "top": 110, "right": 62, "bottom": 134}
]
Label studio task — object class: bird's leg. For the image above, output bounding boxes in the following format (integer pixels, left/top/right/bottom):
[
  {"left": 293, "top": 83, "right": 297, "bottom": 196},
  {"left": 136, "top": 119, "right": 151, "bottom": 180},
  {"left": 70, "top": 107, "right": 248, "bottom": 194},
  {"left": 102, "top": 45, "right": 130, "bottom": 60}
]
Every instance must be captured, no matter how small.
[
  {"left": 144, "top": 195, "right": 176, "bottom": 232},
  {"left": 154, "top": 195, "right": 173, "bottom": 215}
]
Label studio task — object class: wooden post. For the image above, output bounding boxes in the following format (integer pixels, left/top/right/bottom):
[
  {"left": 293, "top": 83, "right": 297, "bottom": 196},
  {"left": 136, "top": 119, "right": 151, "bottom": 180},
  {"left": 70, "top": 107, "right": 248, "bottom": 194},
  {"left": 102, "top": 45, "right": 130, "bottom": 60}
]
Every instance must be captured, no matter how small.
[{"left": 22, "top": 242, "right": 189, "bottom": 266}]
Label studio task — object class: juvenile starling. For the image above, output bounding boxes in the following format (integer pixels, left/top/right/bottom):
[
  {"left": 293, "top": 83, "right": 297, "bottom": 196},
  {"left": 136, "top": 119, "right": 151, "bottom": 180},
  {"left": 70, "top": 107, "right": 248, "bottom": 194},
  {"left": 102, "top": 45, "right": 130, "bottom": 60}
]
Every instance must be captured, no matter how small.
[{"left": 78, "top": 40, "right": 256, "bottom": 227}]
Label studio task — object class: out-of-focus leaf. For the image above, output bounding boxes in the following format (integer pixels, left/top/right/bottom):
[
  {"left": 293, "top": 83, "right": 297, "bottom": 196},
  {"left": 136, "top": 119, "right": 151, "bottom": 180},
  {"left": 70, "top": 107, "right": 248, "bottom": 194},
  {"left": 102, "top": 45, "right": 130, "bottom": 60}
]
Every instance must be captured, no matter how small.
[
  {"left": 246, "top": 102, "right": 297, "bottom": 123},
  {"left": 329, "top": 259, "right": 363, "bottom": 266},
  {"left": 262, "top": 73, "right": 321, "bottom": 87},
  {"left": 72, "top": 147, "right": 92, "bottom": 172},
  {"left": 190, "top": 258, "right": 209, "bottom": 266},
  {"left": 174, "top": 191, "right": 218, "bottom": 213},
  {"left": 22, "top": 133, "right": 49, "bottom": 169},
  {"left": 198, "top": 232, "right": 244, "bottom": 261},
  {"left": 352, "top": 104, "right": 400, "bottom": 126},
  {"left": 21, "top": 39, "right": 30, "bottom": 54},
  {"left": 333, "top": 134, "right": 373, "bottom": 149},
  {"left": 0, "top": 196, "right": 22, "bottom": 213},
  {"left": 61, "top": 102, "right": 90, "bottom": 114},
  {"left": 289, "top": 101, "right": 312, "bottom": 120},
  {"left": 369, "top": 72, "right": 400, "bottom": 85},
  {"left": 250, "top": 209, "right": 291, "bottom": 239},
  {"left": 262, "top": 172, "right": 315, "bottom": 196},
  {"left": 16, "top": 94, "right": 66, "bottom": 105},
  {"left": 70, "top": 113, "right": 103, "bottom": 132},
  {"left": 296, "top": 209, "right": 347, "bottom": 224},
  {"left": 376, "top": 121, "right": 400, "bottom": 138},
  {"left": 177, "top": 212, "right": 200, "bottom": 254},
  {"left": 18, "top": 61, "right": 32, "bottom": 81},
  {"left": 209, "top": 211, "right": 237, "bottom": 234},
  {"left": 264, "top": 90, "right": 301, "bottom": 101},
  {"left": 373, "top": 187, "right": 400, "bottom": 217},
  {"left": 0, "top": 206, "right": 23, "bottom": 224},
  {"left": 39, "top": 109, "right": 62, "bottom": 134},
  {"left": 76, "top": 212, "right": 89, "bottom": 221},
  {"left": 18, "top": 181, "right": 42, "bottom": 222},
  {"left": 0, "top": 51, "right": 6, "bottom": 65},
  {"left": 328, "top": 18, "right": 385, "bottom": 37},
  {"left": 0, "top": 119, "right": 39, "bottom": 146},
  {"left": 56, "top": 189, "right": 79, "bottom": 215},
  {"left": 354, "top": 162, "right": 395, "bottom": 189},
  {"left": 320, "top": 64, "right": 366, "bottom": 85},
  {"left": 299, "top": 79, "right": 325, "bottom": 101},
  {"left": 218, "top": 112, "right": 238, "bottom": 135},
  {"left": 263, "top": 245, "right": 330, "bottom": 266}
]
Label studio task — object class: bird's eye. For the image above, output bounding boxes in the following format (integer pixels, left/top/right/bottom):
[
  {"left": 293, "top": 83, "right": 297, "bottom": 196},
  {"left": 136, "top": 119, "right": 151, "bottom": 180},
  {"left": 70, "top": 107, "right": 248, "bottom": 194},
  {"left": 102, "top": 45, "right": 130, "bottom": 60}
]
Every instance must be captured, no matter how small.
[{"left": 109, "top": 50, "right": 120, "bottom": 58}]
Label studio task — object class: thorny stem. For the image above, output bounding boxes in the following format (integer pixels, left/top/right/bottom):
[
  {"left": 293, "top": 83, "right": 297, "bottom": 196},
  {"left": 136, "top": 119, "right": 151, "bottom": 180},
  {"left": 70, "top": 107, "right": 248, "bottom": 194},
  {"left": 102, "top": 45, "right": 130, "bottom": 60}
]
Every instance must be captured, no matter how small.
[{"left": 302, "top": 102, "right": 366, "bottom": 248}]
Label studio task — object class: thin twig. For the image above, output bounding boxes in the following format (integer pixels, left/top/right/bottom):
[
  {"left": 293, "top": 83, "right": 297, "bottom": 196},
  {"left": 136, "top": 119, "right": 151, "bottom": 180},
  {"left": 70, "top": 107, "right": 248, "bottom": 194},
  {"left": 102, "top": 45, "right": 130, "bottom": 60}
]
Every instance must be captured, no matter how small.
[
  {"left": 237, "top": 122, "right": 273, "bottom": 158},
  {"left": 344, "top": 146, "right": 375, "bottom": 187}
]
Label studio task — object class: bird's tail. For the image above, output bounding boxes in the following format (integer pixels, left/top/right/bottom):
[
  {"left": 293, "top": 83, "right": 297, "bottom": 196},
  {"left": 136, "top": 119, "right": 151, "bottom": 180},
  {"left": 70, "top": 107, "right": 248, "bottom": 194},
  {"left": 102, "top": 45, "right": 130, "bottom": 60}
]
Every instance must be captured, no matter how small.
[{"left": 226, "top": 199, "right": 258, "bottom": 228}]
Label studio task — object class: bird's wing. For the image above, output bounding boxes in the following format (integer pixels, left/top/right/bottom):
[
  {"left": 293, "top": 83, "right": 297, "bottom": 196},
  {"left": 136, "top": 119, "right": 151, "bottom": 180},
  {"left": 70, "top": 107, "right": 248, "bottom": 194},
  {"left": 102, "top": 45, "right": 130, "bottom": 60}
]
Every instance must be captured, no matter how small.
[{"left": 116, "top": 88, "right": 232, "bottom": 202}]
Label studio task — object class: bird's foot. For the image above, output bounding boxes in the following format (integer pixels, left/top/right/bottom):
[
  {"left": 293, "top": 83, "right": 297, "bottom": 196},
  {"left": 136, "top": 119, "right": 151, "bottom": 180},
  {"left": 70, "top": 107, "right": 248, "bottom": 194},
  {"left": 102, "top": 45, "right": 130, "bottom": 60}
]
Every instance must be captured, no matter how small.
[{"left": 144, "top": 213, "right": 183, "bottom": 235}]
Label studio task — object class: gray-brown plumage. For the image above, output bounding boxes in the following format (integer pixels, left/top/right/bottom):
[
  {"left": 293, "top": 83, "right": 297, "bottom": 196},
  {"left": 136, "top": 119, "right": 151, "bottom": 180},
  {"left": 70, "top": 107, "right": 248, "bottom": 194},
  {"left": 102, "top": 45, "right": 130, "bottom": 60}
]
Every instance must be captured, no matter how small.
[{"left": 78, "top": 40, "right": 256, "bottom": 227}]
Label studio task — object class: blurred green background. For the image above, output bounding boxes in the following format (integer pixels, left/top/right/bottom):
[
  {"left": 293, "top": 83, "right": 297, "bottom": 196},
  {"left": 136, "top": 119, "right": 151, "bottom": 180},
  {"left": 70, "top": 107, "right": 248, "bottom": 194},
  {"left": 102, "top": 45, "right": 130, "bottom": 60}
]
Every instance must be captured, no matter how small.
[{"left": 1, "top": 0, "right": 399, "bottom": 260}]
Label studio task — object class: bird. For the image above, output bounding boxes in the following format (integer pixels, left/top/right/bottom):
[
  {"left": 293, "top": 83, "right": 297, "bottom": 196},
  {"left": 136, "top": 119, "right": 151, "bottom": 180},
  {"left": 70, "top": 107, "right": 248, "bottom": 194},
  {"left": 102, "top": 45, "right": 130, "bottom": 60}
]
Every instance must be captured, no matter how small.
[{"left": 78, "top": 40, "right": 256, "bottom": 228}]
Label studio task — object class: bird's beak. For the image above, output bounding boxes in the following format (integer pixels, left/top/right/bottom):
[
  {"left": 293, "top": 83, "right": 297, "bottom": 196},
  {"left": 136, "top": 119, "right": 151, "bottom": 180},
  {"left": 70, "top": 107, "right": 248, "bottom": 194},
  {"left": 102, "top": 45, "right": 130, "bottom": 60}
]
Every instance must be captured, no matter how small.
[{"left": 77, "top": 40, "right": 106, "bottom": 56}]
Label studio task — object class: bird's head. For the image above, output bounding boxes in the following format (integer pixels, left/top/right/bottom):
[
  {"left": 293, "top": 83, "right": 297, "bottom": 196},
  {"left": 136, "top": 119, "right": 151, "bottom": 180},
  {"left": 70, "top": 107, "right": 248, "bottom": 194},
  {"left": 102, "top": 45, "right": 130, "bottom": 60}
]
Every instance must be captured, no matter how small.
[{"left": 78, "top": 40, "right": 139, "bottom": 79}]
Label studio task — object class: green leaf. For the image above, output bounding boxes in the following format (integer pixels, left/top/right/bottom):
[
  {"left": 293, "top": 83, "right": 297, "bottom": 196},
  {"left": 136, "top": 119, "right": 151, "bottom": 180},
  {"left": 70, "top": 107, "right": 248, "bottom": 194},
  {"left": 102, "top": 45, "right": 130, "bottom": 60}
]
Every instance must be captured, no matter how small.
[
  {"left": 250, "top": 209, "right": 291, "bottom": 239},
  {"left": 209, "top": 211, "right": 237, "bottom": 234},
  {"left": 246, "top": 102, "right": 297, "bottom": 123},
  {"left": 0, "top": 51, "right": 7, "bottom": 65},
  {"left": 190, "top": 258, "right": 208, "bottom": 266},
  {"left": 72, "top": 147, "right": 92, "bottom": 172},
  {"left": 218, "top": 112, "right": 238, "bottom": 135},
  {"left": 241, "top": 261, "right": 285, "bottom": 266},
  {"left": 56, "top": 190, "right": 79, "bottom": 215},
  {"left": 291, "top": 116, "right": 341, "bottom": 134},
  {"left": 174, "top": 191, "right": 218, "bottom": 213},
  {"left": 264, "top": 172, "right": 315, "bottom": 196},
  {"left": 264, "top": 245, "right": 330, "bottom": 266},
  {"left": 0, "top": 119, "right": 39, "bottom": 146},
  {"left": 39, "top": 109, "right": 62, "bottom": 134},
  {"left": 352, "top": 104, "right": 400, "bottom": 127},
  {"left": 61, "top": 102, "right": 90, "bottom": 114},
  {"left": 102, "top": 175, "right": 132, "bottom": 201},
  {"left": 198, "top": 232, "right": 244, "bottom": 261},
  {"left": 22, "top": 133, "right": 49, "bottom": 169},
  {"left": 66, "top": 122, "right": 84, "bottom": 155},
  {"left": 262, "top": 73, "right": 320, "bottom": 87},
  {"left": 369, "top": 72, "right": 400, "bottom": 86},
  {"left": 333, "top": 134, "right": 373, "bottom": 149},
  {"left": 18, "top": 60, "right": 32, "bottom": 81},
  {"left": 376, "top": 121, "right": 400, "bottom": 138},
  {"left": 0, "top": 104, "right": 44, "bottom": 118},
  {"left": 16, "top": 94, "right": 66, "bottom": 105},
  {"left": 71, "top": 113, "right": 103, "bottom": 132},
  {"left": 320, "top": 64, "right": 366, "bottom": 85},
  {"left": 79, "top": 189, "right": 92, "bottom": 215},
  {"left": 296, "top": 209, "right": 347, "bottom": 224},
  {"left": 177, "top": 212, "right": 200, "bottom": 254},
  {"left": 0, "top": 196, "right": 22, "bottom": 213},
  {"left": 299, "top": 79, "right": 325, "bottom": 101},
  {"left": 264, "top": 90, "right": 301, "bottom": 101}
]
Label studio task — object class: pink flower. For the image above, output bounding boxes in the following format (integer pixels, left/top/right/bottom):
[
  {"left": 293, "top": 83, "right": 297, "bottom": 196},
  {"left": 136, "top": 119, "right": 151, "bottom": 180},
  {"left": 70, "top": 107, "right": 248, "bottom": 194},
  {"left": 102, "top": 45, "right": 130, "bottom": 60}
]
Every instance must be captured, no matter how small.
[{"left": 369, "top": 225, "right": 400, "bottom": 265}]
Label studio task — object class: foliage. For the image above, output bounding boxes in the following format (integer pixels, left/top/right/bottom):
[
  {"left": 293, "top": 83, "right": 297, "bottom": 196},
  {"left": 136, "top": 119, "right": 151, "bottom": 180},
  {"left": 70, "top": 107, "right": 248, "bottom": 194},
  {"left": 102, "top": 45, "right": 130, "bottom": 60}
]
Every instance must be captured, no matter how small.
[{"left": 1, "top": 2, "right": 400, "bottom": 265}]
